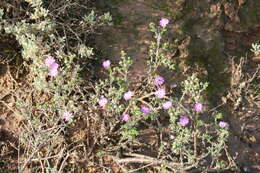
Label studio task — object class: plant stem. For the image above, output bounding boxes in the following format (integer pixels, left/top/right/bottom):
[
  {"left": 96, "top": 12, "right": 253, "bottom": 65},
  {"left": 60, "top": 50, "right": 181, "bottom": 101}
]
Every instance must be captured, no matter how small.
[{"left": 137, "top": 92, "right": 155, "bottom": 101}]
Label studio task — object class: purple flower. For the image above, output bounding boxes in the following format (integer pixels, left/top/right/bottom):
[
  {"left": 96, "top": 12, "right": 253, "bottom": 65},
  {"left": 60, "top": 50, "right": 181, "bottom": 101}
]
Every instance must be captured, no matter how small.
[
  {"left": 124, "top": 91, "right": 134, "bottom": 101},
  {"left": 219, "top": 121, "right": 228, "bottom": 128},
  {"left": 140, "top": 105, "right": 151, "bottom": 115},
  {"left": 45, "top": 57, "right": 59, "bottom": 77},
  {"left": 179, "top": 116, "right": 189, "bottom": 126},
  {"left": 98, "top": 97, "right": 108, "bottom": 108},
  {"left": 155, "top": 88, "right": 166, "bottom": 98},
  {"left": 45, "top": 56, "right": 55, "bottom": 67},
  {"left": 159, "top": 18, "right": 169, "bottom": 27},
  {"left": 102, "top": 60, "right": 111, "bottom": 68},
  {"left": 194, "top": 102, "right": 203, "bottom": 112},
  {"left": 61, "top": 111, "right": 73, "bottom": 121},
  {"left": 48, "top": 62, "right": 59, "bottom": 77},
  {"left": 50, "top": 62, "right": 59, "bottom": 69},
  {"left": 48, "top": 68, "right": 58, "bottom": 77},
  {"left": 154, "top": 76, "right": 165, "bottom": 86},
  {"left": 163, "top": 101, "right": 172, "bottom": 110},
  {"left": 122, "top": 113, "right": 130, "bottom": 122}
]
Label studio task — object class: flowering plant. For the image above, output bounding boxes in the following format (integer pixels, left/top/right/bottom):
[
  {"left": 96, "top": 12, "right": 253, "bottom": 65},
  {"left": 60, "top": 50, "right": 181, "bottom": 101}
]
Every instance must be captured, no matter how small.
[
  {"left": 0, "top": 0, "right": 112, "bottom": 172},
  {"left": 86, "top": 18, "right": 234, "bottom": 171},
  {"left": 0, "top": 2, "right": 237, "bottom": 170}
]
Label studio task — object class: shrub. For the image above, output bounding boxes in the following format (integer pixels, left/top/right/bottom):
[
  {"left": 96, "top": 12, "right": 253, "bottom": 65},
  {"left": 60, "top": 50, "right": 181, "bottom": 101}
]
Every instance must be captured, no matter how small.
[
  {"left": 86, "top": 19, "right": 236, "bottom": 172},
  {"left": 0, "top": 0, "right": 111, "bottom": 171}
]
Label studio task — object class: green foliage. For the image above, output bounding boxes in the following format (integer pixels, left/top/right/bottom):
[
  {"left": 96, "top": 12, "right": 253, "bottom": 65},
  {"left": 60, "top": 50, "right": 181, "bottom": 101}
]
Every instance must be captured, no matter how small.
[
  {"left": 148, "top": 22, "right": 176, "bottom": 71},
  {"left": 182, "top": 74, "right": 209, "bottom": 102},
  {"left": 0, "top": 0, "right": 111, "bottom": 171},
  {"left": 251, "top": 42, "right": 260, "bottom": 56},
  {"left": 83, "top": 10, "right": 112, "bottom": 28}
]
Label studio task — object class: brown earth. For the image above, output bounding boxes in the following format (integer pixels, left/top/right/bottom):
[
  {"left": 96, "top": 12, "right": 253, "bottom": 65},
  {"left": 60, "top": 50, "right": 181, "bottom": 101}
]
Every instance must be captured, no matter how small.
[{"left": 0, "top": 0, "right": 259, "bottom": 172}]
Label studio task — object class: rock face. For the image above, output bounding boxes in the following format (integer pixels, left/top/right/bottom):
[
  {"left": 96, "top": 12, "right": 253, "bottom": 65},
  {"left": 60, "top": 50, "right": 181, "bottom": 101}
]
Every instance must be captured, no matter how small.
[
  {"left": 177, "top": 1, "right": 227, "bottom": 103},
  {"left": 170, "top": 0, "right": 260, "bottom": 102},
  {"left": 221, "top": 0, "right": 260, "bottom": 56}
]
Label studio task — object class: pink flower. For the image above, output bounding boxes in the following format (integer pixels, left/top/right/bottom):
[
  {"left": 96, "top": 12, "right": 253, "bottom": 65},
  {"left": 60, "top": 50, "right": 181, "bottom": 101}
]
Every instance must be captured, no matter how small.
[
  {"left": 102, "top": 60, "right": 111, "bottom": 68},
  {"left": 61, "top": 111, "right": 73, "bottom": 121},
  {"left": 45, "top": 56, "right": 55, "bottom": 67},
  {"left": 219, "top": 121, "right": 228, "bottom": 128},
  {"left": 159, "top": 18, "right": 169, "bottom": 27},
  {"left": 122, "top": 113, "right": 130, "bottom": 122},
  {"left": 50, "top": 62, "right": 59, "bottom": 69},
  {"left": 154, "top": 76, "right": 165, "bottom": 86},
  {"left": 98, "top": 97, "right": 108, "bottom": 108},
  {"left": 45, "top": 56, "right": 59, "bottom": 77},
  {"left": 48, "top": 62, "right": 59, "bottom": 76},
  {"left": 140, "top": 105, "right": 151, "bottom": 115},
  {"left": 194, "top": 102, "right": 203, "bottom": 112},
  {"left": 124, "top": 91, "right": 134, "bottom": 101},
  {"left": 163, "top": 101, "right": 172, "bottom": 110},
  {"left": 155, "top": 88, "right": 166, "bottom": 98},
  {"left": 179, "top": 116, "right": 189, "bottom": 126},
  {"left": 48, "top": 68, "right": 58, "bottom": 77}
]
